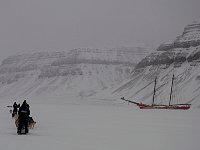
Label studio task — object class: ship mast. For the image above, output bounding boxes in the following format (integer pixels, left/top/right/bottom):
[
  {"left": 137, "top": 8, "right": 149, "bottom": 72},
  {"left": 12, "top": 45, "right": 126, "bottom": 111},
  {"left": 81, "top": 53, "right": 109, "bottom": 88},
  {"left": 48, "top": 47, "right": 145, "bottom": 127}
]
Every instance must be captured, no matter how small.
[
  {"left": 169, "top": 74, "right": 175, "bottom": 106},
  {"left": 152, "top": 76, "right": 157, "bottom": 106}
]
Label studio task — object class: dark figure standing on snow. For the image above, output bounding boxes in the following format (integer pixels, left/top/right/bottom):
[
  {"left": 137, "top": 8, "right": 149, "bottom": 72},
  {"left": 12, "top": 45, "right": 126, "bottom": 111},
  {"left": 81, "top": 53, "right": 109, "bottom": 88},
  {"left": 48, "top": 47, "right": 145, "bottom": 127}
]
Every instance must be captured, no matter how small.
[
  {"left": 17, "top": 100, "right": 30, "bottom": 134},
  {"left": 12, "top": 102, "right": 20, "bottom": 117}
]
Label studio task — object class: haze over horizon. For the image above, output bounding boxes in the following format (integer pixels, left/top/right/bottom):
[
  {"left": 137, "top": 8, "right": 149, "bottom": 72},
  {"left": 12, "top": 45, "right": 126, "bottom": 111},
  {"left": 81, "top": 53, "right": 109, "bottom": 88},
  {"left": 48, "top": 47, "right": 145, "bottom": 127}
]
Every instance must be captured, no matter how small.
[{"left": 0, "top": 0, "right": 200, "bottom": 61}]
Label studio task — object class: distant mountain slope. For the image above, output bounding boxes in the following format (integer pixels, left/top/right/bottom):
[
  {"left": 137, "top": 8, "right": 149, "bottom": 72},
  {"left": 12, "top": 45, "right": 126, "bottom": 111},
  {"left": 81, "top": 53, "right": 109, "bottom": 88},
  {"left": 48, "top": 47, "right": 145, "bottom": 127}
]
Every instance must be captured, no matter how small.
[
  {"left": 113, "top": 22, "right": 200, "bottom": 108},
  {"left": 0, "top": 47, "right": 151, "bottom": 100}
]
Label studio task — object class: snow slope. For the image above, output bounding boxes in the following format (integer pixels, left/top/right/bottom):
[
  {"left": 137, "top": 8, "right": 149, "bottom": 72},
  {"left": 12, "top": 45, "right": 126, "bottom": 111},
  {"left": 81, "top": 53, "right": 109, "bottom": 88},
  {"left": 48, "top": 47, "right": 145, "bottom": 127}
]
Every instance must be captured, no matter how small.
[{"left": 112, "top": 61, "right": 200, "bottom": 107}]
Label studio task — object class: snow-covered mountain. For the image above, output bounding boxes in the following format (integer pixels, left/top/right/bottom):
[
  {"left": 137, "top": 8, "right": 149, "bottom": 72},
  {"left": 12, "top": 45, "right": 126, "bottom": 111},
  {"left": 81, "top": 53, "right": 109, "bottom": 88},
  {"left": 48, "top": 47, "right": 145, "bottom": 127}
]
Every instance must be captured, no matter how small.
[
  {"left": 0, "top": 47, "right": 151, "bottom": 101},
  {"left": 113, "top": 22, "right": 200, "bottom": 108},
  {"left": 3, "top": 22, "right": 200, "bottom": 108}
]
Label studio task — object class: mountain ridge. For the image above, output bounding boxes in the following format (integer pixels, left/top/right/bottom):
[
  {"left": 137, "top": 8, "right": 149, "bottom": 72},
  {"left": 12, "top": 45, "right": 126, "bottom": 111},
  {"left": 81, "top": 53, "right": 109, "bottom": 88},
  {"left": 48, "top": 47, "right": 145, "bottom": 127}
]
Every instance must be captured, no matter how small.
[{"left": 0, "top": 46, "right": 152, "bottom": 101}]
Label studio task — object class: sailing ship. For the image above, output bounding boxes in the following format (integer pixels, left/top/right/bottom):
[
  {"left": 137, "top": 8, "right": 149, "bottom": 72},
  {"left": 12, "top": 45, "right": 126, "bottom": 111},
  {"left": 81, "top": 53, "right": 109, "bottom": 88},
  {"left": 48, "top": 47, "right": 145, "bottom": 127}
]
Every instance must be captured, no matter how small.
[{"left": 121, "top": 75, "right": 191, "bottom": 110}]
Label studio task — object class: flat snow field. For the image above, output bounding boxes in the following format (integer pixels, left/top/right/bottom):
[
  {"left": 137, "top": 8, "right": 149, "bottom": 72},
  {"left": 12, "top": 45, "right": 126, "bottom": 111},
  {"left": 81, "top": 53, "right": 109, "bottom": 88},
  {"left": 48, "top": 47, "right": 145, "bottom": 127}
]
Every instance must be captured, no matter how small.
[{"left": 0, "top": 101, "right": 200, "bottom": 150}]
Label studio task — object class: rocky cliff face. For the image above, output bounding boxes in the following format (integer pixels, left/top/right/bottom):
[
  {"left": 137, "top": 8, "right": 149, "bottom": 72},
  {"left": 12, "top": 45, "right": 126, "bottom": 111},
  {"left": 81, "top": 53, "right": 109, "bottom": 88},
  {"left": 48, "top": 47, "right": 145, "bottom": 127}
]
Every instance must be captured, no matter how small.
[
  {"left": 136, "top": 22, "right": 200, "bottom": 69},
  {"left": 157, "top": 22, "right": 200, "bottom": 51}
]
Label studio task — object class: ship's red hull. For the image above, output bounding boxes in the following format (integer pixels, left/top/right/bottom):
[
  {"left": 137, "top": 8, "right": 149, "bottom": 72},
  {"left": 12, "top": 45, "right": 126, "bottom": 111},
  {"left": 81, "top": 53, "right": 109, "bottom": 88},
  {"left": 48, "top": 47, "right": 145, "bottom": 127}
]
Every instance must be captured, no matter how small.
[
  {"left": 138, "top": 104, "right": 190, "bottom": 110},
  {"left": 121, "top": 97, "right": 191, "bottom": 110}
]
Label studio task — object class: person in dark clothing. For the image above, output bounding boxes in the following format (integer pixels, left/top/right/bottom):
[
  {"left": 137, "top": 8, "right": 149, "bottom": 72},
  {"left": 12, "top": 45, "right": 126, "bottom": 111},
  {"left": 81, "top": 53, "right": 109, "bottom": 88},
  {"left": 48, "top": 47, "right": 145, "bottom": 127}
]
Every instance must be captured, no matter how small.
[
  {"left": 17, "top": 100, "right": 30, "bottom": 134},
  {"left": 12, "top": 102, "right": 20, "bottom": 117}
]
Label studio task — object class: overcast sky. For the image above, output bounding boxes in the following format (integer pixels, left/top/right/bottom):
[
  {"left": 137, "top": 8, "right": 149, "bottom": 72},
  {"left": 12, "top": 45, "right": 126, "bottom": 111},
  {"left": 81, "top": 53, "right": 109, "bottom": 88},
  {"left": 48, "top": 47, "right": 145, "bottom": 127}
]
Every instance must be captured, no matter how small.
[{"left": 0, "top": 0, "right": 200, "bottom": 61}]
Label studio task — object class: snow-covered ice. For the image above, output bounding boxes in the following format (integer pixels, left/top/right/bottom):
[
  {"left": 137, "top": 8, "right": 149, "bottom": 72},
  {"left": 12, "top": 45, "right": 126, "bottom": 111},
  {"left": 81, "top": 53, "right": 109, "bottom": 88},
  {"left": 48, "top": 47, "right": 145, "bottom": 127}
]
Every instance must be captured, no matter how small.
[{"left": 0, "top": 97, "right": 200, "bottom": 150}]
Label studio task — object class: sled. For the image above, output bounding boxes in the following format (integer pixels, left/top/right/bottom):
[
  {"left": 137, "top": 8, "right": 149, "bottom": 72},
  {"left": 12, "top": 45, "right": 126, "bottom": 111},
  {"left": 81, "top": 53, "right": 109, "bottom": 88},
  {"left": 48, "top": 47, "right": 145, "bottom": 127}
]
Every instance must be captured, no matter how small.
[{"left": 18, "top": 125, "right": 29, "bottom": 135}]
